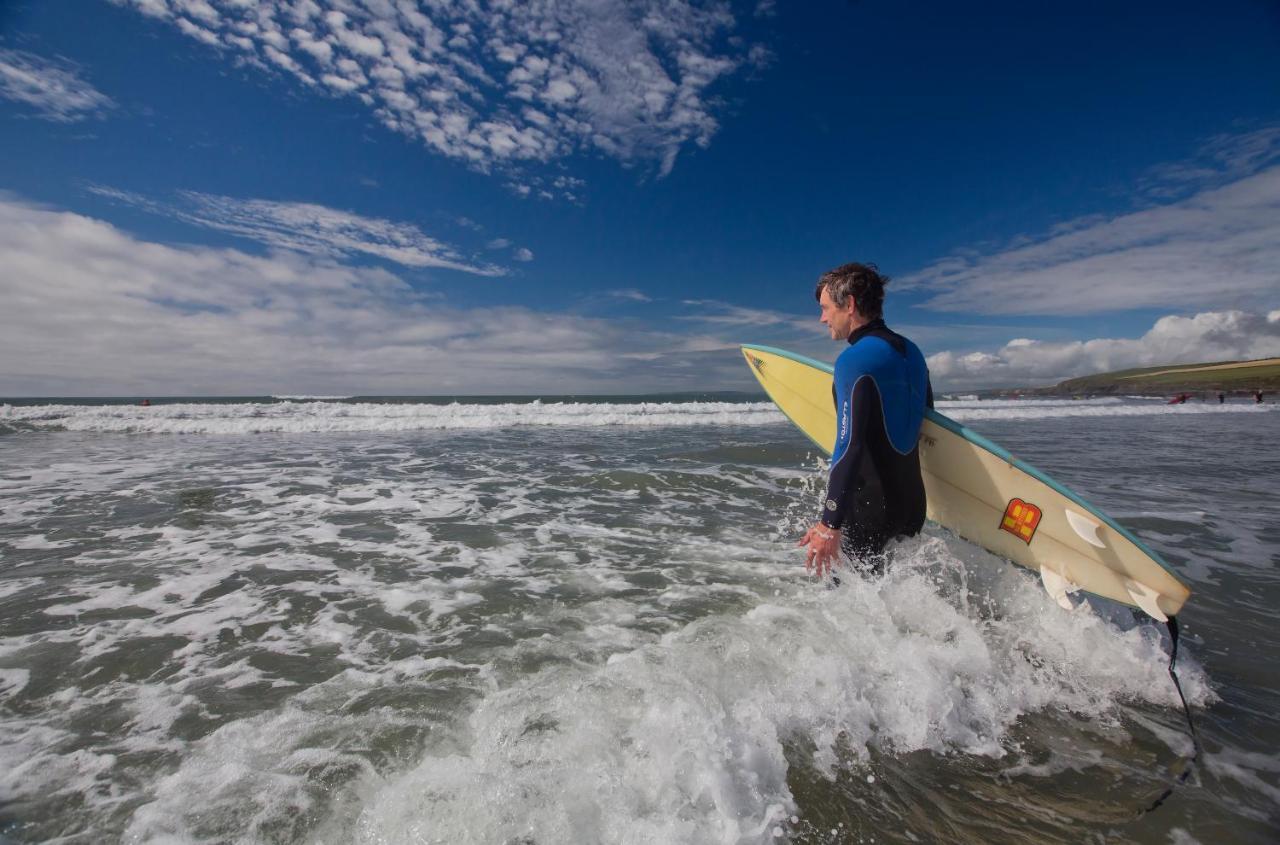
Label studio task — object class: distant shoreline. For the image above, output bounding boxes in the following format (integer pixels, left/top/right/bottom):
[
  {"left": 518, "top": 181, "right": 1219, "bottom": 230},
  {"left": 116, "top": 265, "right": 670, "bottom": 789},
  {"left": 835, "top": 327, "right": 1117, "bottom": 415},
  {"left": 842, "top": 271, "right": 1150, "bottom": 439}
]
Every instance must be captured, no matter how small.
[{"left": 971, "top": 357, "right": 1280, "bottom": 399}]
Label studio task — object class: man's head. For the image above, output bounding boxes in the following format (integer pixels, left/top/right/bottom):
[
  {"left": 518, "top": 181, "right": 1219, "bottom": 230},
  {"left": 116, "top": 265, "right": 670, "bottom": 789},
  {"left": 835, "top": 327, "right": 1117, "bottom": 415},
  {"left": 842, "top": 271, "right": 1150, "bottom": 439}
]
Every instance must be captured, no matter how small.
[{"left": 814, "top": 262, "right": 887, "bottom": 340}]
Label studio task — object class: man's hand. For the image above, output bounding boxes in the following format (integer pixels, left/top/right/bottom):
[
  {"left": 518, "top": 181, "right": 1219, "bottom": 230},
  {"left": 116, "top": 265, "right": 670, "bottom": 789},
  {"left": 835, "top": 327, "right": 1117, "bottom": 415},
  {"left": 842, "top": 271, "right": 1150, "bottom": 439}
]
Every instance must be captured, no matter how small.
[{"left": 798, "top": 523, "right": 842, "bottom": 578}]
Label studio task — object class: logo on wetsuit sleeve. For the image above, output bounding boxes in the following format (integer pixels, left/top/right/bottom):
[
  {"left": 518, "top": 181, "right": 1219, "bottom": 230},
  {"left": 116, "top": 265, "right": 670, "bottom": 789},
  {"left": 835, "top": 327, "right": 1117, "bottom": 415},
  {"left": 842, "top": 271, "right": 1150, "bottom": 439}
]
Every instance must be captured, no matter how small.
[
  {"left": 825, "top": 499, "right": 837, "bottom": 511},
  {"left": 1000, "top": 498, "right": 1042, "bottom": 544}
]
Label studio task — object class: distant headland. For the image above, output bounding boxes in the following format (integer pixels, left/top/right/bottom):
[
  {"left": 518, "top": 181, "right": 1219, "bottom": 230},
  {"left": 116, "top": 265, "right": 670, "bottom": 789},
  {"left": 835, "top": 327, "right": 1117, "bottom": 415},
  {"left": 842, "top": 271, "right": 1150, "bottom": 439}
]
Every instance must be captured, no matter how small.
[{"left": 970, "top": 357, "right": 1280, "bottom": 399}]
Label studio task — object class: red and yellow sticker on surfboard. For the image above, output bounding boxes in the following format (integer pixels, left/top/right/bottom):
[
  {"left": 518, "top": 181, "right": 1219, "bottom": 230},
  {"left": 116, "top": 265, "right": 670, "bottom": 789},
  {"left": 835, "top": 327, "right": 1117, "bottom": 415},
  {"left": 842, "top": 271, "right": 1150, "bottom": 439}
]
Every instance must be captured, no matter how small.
[{"left": 1001, "top": 498, "right": 1041, "bottom": 544}]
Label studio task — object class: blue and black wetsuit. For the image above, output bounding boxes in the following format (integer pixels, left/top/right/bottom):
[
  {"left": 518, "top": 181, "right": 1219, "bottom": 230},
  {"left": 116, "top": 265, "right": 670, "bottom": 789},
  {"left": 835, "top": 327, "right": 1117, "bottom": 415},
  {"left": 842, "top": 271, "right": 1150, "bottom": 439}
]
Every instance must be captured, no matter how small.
[{"left": 822, "top": 319, "right": 933, "bottom": 559}]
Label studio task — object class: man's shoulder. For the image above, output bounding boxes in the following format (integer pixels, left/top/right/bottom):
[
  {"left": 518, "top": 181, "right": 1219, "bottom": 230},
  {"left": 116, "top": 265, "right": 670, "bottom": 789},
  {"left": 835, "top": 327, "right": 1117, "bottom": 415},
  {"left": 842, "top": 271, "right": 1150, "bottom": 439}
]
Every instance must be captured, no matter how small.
[
  {"left": 833, "top": 341, "right": 867, "bottom": 373},
  {"left": 838, "top": 331, "right": 929, "bottom": 384},
  {"left": 840, "top": 334, "right": 898, "bottom": 366},
  {"left": 879, "top": 325, "right": 927, "bottom": 367},
  {"left": 900, "top": 334, "right": 926, "bottom": 362}
]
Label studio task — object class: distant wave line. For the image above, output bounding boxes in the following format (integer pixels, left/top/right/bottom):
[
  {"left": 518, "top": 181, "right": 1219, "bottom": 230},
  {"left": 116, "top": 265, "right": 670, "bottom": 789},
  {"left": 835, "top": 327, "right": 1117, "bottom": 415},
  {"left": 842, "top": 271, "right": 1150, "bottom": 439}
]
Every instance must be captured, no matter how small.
[
  {"left": 0, "top": 401, "right": 786, "bottom": 434},
  {"left": 1, "top": 397, "right": 1272, "bottom": 435},
  {"left": 271, "top": 395, "right": 354, "bottom": 401}
]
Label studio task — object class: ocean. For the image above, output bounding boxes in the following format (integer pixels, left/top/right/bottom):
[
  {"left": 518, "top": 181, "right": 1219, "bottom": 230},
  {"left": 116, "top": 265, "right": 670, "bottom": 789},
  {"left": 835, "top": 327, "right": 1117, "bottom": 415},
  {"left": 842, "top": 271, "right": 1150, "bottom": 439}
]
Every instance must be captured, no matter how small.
[{"left": 0, "top": 395, "right": 1277, "bottom": 844}]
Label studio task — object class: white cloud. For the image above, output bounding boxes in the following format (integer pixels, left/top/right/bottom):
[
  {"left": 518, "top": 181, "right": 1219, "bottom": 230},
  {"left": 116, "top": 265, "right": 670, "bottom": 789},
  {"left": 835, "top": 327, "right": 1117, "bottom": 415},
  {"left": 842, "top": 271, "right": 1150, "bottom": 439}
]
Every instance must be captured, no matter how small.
[
  {"left": 606, "top": 289, "right": 652, "bottom": 302},
  {"left": 900, "top": 129, "right": 1280, "bottom": 316},
  {"left": 481, "top": 237, "right": 532, "bottom": 262},
  {"left": 0, "top": 195, "right": 748, "bottom": 395},
  {"left": 675, "top": 299, "right": 1035, "bottom": 377},
  {"left": 109, "top": 0, "right": 758, "bottom": 180},
  {"left": 927, "top": 310, "right": 1280, "bottom": 390},
  {"left": 1140, "top": 125, "right": 1280, "bottom": 198},
  {"left": 0, "top": 49, "right": 115, "bottom": 122},
  {"left": 89, "top": 186, "right": 502, "bottom": 275},
  {"left": 680, "top": 299, "right": 814, "bottom": 332}
]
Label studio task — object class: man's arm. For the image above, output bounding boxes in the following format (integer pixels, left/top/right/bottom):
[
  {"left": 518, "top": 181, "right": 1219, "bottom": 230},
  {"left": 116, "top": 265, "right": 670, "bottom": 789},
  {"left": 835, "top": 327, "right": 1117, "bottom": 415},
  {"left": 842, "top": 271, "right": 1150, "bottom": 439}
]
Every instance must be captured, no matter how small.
[
  {"left": 821, "top": 374, "right": 875, "bottom": 530},
  {"left": 800, "top": 359, "right": 874, "bottom": 576}
]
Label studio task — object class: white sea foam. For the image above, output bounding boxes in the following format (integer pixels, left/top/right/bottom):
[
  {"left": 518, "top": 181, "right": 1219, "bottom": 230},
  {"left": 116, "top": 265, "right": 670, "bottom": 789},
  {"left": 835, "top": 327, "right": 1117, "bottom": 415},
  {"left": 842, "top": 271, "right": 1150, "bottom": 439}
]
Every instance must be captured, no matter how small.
[
  {"left": 0, "top": 668, "right": 29, "bottom": 696},
  {"left": 0, "top": 576, "right": 44, "bottom": 600},
  {"left": 939, "top": 397, "right": 1278, "bottom": 422},
  {"left": 4, "top": 396, "right": 1275, "bottom": 435},
  {"left": 1, "top": 400, "right": 784, "bottom": 434},
  {"left": 938, "top": 397, "right": 1125, "bottom": 409},
  {"left": 0, "top": 417, "right": 1250, "bottom": 843},
  {"left": 1204, "top": 746, "right": 1280, "bottom": 819},
  {"left": 272, "top": 395, "right": 355, "bottom": 400},
  {"left": 112, "top": 532, "right": 1212, "bottom": 845}
]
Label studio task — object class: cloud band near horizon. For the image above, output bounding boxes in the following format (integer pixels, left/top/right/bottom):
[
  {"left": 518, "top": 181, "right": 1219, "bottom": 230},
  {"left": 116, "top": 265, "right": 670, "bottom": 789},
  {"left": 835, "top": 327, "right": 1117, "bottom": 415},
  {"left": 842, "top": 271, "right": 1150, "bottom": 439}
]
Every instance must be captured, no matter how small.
[{"left": 2, "top": 193, "right": 1278, "bottom": 396}]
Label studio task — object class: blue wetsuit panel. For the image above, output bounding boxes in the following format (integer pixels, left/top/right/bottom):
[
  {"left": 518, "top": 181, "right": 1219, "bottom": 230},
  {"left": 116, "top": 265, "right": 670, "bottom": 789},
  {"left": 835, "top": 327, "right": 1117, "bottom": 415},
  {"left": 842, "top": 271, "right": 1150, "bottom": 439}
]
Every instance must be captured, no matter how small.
[{"left": 821, "top": 321, "right": 932, "bottom": 556}]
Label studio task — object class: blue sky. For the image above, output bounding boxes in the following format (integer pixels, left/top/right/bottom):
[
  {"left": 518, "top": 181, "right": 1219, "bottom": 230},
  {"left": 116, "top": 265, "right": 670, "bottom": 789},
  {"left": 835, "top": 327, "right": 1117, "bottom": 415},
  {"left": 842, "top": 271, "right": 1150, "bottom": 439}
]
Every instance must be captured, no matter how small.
[{"left": 1, "top": 0, "right": 1278, "bottom": 395}]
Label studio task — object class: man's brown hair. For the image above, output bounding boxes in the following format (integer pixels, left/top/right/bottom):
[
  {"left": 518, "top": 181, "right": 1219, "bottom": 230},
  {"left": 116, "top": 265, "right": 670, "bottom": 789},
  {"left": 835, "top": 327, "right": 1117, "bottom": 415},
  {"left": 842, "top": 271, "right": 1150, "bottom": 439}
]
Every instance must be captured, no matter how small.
[{"left": 814, "top": 262, "right": 887, "bottom": 320}]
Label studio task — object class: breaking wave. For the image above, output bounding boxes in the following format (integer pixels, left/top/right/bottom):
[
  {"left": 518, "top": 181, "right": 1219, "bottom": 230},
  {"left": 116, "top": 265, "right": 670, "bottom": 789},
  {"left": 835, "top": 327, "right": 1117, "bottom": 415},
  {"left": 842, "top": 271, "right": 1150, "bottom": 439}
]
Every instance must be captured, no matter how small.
[
  {"left": 2, "top": 396, "right": 1273, "bottom": 435},
  {"left": 0, "top": 401, "right": 784, "bottom": 434}
]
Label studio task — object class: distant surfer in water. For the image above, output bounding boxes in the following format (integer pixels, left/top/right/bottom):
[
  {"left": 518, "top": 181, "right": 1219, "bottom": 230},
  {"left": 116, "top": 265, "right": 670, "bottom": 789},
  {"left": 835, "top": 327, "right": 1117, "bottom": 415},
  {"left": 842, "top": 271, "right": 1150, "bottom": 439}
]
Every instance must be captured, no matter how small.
[{"left": 798, "top": 262, "right": 933, "bottom": 578}]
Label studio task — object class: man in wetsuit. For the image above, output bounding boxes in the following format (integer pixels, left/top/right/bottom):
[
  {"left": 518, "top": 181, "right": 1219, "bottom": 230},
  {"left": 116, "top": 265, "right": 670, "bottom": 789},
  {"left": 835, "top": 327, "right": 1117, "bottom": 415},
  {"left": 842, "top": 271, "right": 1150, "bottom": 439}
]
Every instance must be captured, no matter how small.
[{"left": 798, "top": 262, "right": 933, "bottom": 578}]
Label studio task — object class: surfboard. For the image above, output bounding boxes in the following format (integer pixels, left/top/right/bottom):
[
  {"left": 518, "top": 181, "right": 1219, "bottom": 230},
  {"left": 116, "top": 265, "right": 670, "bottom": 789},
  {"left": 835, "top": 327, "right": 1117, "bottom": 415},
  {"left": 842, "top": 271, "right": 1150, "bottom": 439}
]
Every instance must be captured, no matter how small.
[{"left": 741, "top": 344, "right": 1190, "bottom": 619}]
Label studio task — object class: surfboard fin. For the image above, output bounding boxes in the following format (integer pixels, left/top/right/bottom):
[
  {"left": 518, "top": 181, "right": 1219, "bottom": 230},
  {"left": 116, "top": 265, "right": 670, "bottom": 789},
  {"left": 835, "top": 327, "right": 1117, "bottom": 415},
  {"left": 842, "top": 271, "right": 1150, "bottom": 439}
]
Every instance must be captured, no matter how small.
[
  {"left": 1124, "top": 578, "right": 1168, "bottom": 622},
  {"left": 1065, "top": 509, "right": 1106, "bottom": 548},
  {"left": 1040, "top": 566, "right": 1079, "bottom": 610}
]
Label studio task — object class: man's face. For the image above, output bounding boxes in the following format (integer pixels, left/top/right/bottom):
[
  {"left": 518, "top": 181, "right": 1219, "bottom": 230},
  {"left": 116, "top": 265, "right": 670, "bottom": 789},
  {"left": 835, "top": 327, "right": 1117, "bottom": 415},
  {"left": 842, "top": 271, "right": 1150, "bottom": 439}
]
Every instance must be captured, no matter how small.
[{"left": 818, "top": 286, "right": 858, "bottom": 340}]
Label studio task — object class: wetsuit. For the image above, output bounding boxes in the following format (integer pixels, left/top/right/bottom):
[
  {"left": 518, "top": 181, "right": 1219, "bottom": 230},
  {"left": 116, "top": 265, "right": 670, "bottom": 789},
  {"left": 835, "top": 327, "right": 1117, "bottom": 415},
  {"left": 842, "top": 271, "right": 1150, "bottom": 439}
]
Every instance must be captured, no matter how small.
[{"left": 821, "top": 319, "right": 933, "bottom": 561}]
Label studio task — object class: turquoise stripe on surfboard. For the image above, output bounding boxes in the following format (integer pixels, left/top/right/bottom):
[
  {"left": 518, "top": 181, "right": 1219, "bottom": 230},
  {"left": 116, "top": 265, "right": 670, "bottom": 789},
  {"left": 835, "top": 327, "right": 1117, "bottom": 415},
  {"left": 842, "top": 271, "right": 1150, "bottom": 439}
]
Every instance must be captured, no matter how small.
[
  {"left": 743, "top": 343, "right": 837, "bottom": 375},
  {"left": 741, "top": 343, "right": 1178, "bottom": 579}
]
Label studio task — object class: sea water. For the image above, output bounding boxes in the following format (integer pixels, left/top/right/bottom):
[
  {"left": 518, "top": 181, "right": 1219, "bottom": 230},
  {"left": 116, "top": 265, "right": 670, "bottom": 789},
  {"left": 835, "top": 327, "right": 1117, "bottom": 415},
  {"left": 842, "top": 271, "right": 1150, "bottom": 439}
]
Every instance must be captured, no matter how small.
[{"left": 0, "top": 396, "right": 1276, "bottom": 843}]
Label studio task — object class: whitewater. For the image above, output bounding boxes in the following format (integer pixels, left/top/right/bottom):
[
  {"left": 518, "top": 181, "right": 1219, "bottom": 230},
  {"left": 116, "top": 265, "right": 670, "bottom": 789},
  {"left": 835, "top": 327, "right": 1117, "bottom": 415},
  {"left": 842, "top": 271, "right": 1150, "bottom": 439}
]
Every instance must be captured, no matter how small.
[
  {"left": 2, "top": 394, "right": 1274, "bottom": 435},
  {"left": 0, "top": 395, "right": 1277, "bottom": 843}
]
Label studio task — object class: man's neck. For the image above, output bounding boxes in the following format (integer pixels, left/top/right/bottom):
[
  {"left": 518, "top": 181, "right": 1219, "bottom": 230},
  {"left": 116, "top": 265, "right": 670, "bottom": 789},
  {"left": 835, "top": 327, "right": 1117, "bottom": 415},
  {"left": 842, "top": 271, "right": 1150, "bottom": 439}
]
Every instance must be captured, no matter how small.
[{"left": 846, "top": 316, "right": 883, "bottom": 343}]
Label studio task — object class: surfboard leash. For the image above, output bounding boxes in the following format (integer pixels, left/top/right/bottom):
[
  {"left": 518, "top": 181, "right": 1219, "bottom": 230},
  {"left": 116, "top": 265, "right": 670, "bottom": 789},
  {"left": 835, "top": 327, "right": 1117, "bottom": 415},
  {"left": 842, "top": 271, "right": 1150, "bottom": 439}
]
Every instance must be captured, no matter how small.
[{"left": 1138, "top": 615, "right": 1202, "bottom": 815}]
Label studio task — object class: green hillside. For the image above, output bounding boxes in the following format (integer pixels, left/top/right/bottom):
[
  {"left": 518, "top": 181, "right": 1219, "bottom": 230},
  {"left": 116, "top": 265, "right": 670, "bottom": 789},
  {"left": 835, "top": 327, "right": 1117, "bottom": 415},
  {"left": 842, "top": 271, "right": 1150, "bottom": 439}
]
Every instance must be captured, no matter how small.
[{"left": 1049, "top": 357, "right": 1280, "bottom": 395}]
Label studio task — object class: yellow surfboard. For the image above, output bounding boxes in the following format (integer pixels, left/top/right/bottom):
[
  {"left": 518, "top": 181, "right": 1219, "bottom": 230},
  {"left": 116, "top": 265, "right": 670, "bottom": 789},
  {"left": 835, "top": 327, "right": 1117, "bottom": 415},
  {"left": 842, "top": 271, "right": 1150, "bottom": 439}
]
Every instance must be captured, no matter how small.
[{"left": 742, "top": 344, "right": 1190, "bottom": 619}]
